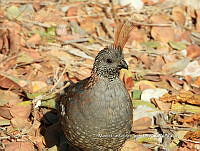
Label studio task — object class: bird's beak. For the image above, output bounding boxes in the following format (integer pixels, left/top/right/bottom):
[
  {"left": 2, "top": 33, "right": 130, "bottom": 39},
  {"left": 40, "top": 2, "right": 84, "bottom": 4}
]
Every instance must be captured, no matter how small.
[{"left": 118, "top": 60, "right": 128, "bottom": 70}]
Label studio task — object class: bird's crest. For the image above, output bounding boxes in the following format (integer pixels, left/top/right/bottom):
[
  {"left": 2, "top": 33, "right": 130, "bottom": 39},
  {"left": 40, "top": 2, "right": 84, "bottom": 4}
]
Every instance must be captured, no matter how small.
[{"left": 113, "top": 21, "right": 134, "bottom": 50}]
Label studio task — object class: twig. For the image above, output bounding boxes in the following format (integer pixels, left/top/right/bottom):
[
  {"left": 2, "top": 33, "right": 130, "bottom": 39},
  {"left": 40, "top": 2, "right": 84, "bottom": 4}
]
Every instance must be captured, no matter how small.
[
  {"left": 62, "top": 38, "right": 90, "bottom": 44},
  {"left": 181, "top": 139, "right": 200, "bottom": 144},
  {"left": 63, "top": 14, "right": 104, "bottom": 20},
  {"left": 130, "top": 21, "right": 172, "bottom": 27},
  {"left": 50, "top": 64, "right": 68, "bottom": 92}
]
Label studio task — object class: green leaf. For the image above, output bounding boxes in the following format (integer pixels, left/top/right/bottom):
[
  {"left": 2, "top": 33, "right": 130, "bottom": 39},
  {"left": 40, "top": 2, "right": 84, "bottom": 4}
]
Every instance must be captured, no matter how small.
[
  {"left": 136, "top": 137, "right": 158, "bottom": 143},
  {"left": 41, "top": 96, "right": 57, "bottom": 109},
  {"left": 169, "top": 41, "right": 187, "bottom": 50},
  {"left": 6, "top": 6, "right": 21, "bottom": 20},
  {"left": 132, "top": 100, "right": 157, "bottom": 109},
  {"left": 17, "top": 53, "right": 34, "bottom": 64},
  {"left": 47, "top": 26, "right": 56, "bottom": 36},
  {"left": 0, "top": 119, "right": 10, "bottom": 126},
  {"left": 131, "top": 90, "right": 142, "bottom": 100},
  {"left": 26, "top": 92, "right": 43, "bottom": 99},
  {"left": 141, "top": 41, "right": 160, "bottom": 48}
]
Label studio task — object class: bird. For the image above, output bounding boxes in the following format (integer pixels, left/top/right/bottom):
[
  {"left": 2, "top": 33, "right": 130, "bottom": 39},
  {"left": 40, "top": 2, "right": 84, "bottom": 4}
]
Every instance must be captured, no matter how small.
[{"left": 58, "top": 21, "right": 134, "bottom": 151}]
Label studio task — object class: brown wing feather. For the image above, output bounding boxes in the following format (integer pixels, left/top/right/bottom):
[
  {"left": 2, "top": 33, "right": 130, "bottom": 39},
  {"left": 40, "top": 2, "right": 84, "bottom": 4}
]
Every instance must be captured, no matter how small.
[{"left": 113, "top": 21, "right": 134, "bottom": 49}]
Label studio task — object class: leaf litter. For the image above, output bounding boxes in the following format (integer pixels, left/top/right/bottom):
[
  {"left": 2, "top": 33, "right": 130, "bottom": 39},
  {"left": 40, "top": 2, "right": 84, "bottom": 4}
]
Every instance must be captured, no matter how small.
[{"left": 0, "top": 0, "right": 200, "bottom": 150}]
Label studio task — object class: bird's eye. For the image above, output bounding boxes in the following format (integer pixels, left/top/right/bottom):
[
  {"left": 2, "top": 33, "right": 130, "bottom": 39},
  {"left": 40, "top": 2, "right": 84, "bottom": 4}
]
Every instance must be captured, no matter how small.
[{"left": 106, "top": 58, "right": 112, "bottom": 63}]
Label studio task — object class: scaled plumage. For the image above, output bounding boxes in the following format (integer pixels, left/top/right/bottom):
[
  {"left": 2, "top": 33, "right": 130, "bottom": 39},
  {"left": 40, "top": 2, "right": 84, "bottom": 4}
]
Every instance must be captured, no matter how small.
[{"left": 58, "top": 21, "right": 134, "bottom": 151}]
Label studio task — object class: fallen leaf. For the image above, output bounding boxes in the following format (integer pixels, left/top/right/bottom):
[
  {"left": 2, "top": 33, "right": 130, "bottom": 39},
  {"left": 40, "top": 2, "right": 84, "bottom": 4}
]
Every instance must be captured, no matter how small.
[
  {"left": 120, "top": 69, "right": 134, "bottom": 90},
  {"left": 80, "top": 17, "right": 97, "bottom": 34},
  {"left": 196, "top": 10, "right": 200, "bottom": 32},
  {"left": 0, "top": 106, "right": 12, "bottom": 119},
  {"left": 151, "top": 98, "right": 171, "bottom": 111},
  {"left": 131, "top": 90, "right": 142, "bottom": 100},
  {"left": 176, "top": 60, "right": 200, "bottom": 77},
  {"left": 121, "top": 139, "right": 150, "bottom": 151},
  {"left": 194, "top": 76, "right": 200, "bottom": 86},
  {"left": 139, "top": 53, "right": 151, "bottom": 69},
  {"left": 31, "top": 81, "right": 48, "bottom": 92},
  {"left": 127, "top": 28, "right": 147, "bottom": 44},
  {"left": 180, "top": 113, "right": 200, "bottom": 126},
  {"left": 10, "top": 101, "right": 32, "bottom": 119},
  {"left": 141, "top": 88, "right": 168, "bottom": 102},
  {"left": 162, "top": 58, "right": 190, "bottom": 74},
  {"left": 169, "top": 41, "right": 187, "bottom": 50},
  {"left": 66, "top": 6, "right": 79, "bottom": 22},
  {"left": 150, "top": 14, "right": 170, "bottom": 24},
  {"left": 5, "top": 141, "right": 34, "bottom": 151},
  {"left": 171, "top": 102, "right": 200, "bottom": 113},
  {"left": 151, "top": 27, "right": 175, "bottom": 43},
  {"left": 184, "top": 130, "right": 200, "bottom": 141},
  {"left": 0, "top": 74, "right": 21, "bottom": 89},
  {"left": 27, "top": 33, "right": 41, "bottom": 45},
  {"left": 6, "top": 6, "right": 21, "bottom": 20},
  {"left": 172, "top": 6, "right": 186, "bottom": 25},
  {"left": 16, "top": 53, "right": 34, "bottom": 64},
  {"left": 141, "top": 41, "right": 160, "bottom": 48},
  {"left": 0, "top": 90, "right": 21, "bottom": 106},
  {"left": 0, "top": 116, "right": 10, "bottom": 126},
  {"left": 0, "top": 73, "right": 29, "bottom": 88},
  {"left": 134, "top": 80, "right": 156, "bottom": 91},
  {"left": 132, "top": 117, "right": 152, "bottom": 131},
  {"left": 186, "top": 45, "right": 200, "bottom": 59},
  {"left": 11, "top": 117, "right": 32, "bottom": 129}
]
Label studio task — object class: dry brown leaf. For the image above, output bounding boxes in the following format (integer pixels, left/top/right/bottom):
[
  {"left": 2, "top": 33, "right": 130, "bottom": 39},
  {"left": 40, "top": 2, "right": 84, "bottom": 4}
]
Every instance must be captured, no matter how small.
[
  {"left": 10, "top": 102, "right": 32, "bottom": 119},
  {"left": 27, "top": 33, "right": 41, "bottom": 45},
  {"left": 151, "top": 98, "right": 171, "bottom": 111},
  {"left": 66, "top": 6, "right": 80, "bottom": 22},
  {"left": 150, "top": 14, "right": 170, "bottom": 24},
  {"left": 57, "top": 34, "right": 81, "bottom": 42},
  {"left": 150, "top": 55, "right": 165, "bottom": 72},
  {"left": 180, "top": 113, "right": 200, "bottom": 126},
  {"left": 172, "top": 6, "right": 186, "bottom": 25},
  {"left": 11, "top": 117, "right": 32, "bottom": 129},
  {"left": 120, "top": 69, "right": 134, "bottom": 91},
  {"left": 0, "top": 90, "right": 22, "bottom": 106},
  {"left": 196, "top": 10, "right": 200, "bottom": 32},
  {"left": 80, "top": 17, "right": 97, "bottom": 34},
  {"left": 127, "top": 27, "right": 147, "bottom": 44},
  {"left": 121, "top": 139, "right": 150, "bottom": 151},
  {"left": 175, "top": 31, "right": 191, "bottom": 42},
  {"left": 194, "top": 76, "right": 200, "bottom": 86},
  {"left": 186, "top": 45, "right": 200, "bottom": 59},
  {"left": 0, "top": 106, "right": 12, "bottom": 119},
  {"left": 5, "top": 142, "right": 34, "bottom": 151},
  {"left": 184, "top": 130, "right": 200, "bottom": 141},
  {"left": 151, "top": 27, "right": 175, "bottom": 43},
  {"left": 139, "top": 53, "right": 151, "bottom": 69},
  {"left": 0, "top": 74, "right": 21, "bottom": 89},
  {"left": 150, "top": 15, "right": 173, "bottom": 42},
  {"left": 31, "top": 81, "right": 48, "bottom": 92},
  {"left": 160, "top": 90, "right": 200, "bottom": 106},
  {"left": 132, "top": 117, "right": 152, "bottom": 131}
]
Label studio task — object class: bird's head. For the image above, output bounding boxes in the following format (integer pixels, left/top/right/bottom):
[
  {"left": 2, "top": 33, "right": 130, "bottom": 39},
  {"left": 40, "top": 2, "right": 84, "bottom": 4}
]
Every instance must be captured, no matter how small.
[{"left": 92, "top": 46, "right": 128, "bottom": 79}]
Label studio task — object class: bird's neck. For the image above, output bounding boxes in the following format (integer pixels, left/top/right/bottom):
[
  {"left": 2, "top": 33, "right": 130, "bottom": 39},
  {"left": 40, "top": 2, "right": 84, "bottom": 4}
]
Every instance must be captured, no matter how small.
[{"left": 91, "top": 70, "right": 119, "bottom": 81}]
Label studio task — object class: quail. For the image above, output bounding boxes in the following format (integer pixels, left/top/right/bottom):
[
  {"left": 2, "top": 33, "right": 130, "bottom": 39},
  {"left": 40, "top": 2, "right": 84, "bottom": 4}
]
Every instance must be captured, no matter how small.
[{"left": 58, "top": 22, "right": 134, "bottom": 151}]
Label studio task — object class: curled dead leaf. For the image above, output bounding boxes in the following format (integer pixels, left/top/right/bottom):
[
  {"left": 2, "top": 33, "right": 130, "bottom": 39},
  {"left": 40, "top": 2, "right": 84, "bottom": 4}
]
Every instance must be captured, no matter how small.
[
  {"left": 5, "top": 141, "right": 34, "bottom": 151},
  {"left": 186, "top": 45, "right": 200, "bottom": 59},
  {"left": 10, "top": 101, "right": 32, "bottom": 119},
  {"left": 0, "top": 106, "right": 12, "bottom": 119},
  {"left": 121, "top": 139, "right": 150, "bottom": 151},
  {"left": 11, "top": 117, "right": 32, "bottom": 129}
]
